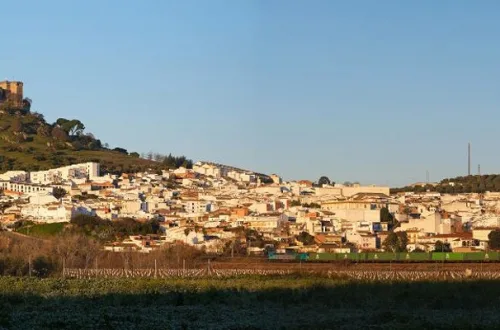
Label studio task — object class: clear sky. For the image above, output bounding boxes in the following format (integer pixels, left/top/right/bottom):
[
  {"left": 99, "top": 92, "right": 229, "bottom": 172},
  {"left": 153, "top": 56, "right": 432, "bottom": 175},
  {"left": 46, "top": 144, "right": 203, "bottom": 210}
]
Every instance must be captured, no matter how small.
[{"left": 1, "top": 1, "right": 499, "bottom": 186}]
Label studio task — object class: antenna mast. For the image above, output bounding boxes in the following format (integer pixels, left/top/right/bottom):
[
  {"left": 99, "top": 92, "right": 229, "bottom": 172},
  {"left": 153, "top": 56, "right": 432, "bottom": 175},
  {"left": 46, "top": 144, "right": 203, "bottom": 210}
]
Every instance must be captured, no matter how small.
[{"left": 468, "top": 143, "right": 471, "bottom": 176}]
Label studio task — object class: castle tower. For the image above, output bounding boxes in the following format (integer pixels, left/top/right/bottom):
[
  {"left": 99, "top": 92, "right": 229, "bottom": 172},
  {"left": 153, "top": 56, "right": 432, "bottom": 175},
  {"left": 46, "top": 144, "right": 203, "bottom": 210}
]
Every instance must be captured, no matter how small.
[{"left": 0, "top": 81, "right": 24, "bottom": 107}]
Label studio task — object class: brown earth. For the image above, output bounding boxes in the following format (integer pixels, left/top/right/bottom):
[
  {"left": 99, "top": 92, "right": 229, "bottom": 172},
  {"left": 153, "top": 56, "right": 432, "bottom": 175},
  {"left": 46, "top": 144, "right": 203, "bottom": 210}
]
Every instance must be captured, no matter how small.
[{"left": 209, "top": 256, "right": 500, "bottom": 272}]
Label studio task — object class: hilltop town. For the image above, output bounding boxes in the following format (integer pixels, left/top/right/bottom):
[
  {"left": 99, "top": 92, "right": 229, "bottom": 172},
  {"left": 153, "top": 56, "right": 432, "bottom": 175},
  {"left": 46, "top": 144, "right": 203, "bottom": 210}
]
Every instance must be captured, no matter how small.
[
  {"left": 1, "top": 159, "right": 499, "bottom": 255},
  {"left": 1, "top": 80, "right": 500, "bottom": 256}
]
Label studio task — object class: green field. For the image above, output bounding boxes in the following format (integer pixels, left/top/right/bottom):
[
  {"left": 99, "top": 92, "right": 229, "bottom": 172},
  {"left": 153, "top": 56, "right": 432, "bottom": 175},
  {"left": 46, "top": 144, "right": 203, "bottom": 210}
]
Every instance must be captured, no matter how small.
[
  {"left": 0, "top": 275, "right": 499, "bottom": 329},
  {"left": 16, "top": 223, "right": 66, "bottom": 237}
]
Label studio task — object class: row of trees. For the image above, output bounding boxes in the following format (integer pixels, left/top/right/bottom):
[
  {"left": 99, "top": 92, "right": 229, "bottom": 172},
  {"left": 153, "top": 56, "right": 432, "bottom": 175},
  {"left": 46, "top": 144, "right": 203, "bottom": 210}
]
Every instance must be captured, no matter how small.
[
  {"left": 383, "top": 232, "right": 453, "bottom": 253},
  {"left": 392, "top": 174, "right": 500, "bottom": 194},
  {"left": 382, "top": 229, "right": 500, "bottom": 253},
  {"left": 315, "top": 176, "right": 361, "bottom": 187},
  {"left": 139, "top": 152, "right": 193, "bottom": 169},
  {"left": 0, "top": 230, "right": 209, "bottom": 277},
  {"left": 69, "top": 214, "right": 161, "bottom": 241}
]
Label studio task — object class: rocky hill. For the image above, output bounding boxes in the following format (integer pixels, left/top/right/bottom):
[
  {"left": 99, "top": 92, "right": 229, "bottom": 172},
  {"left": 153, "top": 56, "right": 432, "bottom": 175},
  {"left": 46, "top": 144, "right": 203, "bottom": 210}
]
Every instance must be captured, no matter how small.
[{"left": 0, "top": 104, "right": 192, "bottom": 174}]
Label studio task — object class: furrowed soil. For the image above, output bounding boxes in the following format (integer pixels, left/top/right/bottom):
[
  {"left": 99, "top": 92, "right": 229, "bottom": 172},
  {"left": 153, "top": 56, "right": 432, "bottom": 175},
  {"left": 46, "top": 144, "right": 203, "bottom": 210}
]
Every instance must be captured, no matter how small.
[{"left": 211, "top": 256, "right": 500, "bottom": 271}]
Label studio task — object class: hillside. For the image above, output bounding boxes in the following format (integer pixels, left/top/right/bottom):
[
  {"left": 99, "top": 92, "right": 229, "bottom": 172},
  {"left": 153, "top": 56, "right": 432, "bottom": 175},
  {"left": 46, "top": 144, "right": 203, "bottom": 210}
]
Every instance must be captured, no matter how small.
[
  {"left": 391, "top": 174, "right": 500, "bottom": 194},
  {"left": 0, "top": 105, "right": 192, "bottom": 174}
]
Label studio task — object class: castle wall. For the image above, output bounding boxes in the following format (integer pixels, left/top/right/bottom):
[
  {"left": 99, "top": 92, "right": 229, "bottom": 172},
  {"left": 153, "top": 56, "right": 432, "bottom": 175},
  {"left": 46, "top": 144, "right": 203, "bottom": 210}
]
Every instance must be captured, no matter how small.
[{"left": 0, "top": 81, "right": 24, "bottom": 106}]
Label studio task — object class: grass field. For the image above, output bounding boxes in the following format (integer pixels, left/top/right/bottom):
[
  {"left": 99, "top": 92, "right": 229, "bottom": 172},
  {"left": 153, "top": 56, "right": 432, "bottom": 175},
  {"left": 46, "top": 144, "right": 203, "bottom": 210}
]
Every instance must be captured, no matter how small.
[
  {"left": 16, "top": 223, "right": 66, "bottom": 237},
  {"left": 0, "top": 275, "right": 500, "bottom": 329}
]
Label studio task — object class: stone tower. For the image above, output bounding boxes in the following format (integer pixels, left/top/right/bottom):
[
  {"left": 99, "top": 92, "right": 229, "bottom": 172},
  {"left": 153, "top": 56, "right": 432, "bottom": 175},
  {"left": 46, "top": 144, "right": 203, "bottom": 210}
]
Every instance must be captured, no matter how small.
[{"left": 0, "top": 81, "right": 24, "bottom": 107}]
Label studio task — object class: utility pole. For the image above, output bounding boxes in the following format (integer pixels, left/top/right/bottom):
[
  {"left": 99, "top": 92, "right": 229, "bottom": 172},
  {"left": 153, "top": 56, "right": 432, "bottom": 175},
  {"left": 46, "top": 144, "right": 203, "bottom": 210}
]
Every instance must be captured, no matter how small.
[{"left": 468, "top": 143, "right": 471, "bottom": 176}]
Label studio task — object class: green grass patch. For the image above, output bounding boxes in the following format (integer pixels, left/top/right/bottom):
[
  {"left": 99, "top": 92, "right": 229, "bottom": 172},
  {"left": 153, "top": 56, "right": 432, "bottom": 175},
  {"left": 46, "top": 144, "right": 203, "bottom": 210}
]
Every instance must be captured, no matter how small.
[{"left": 16, "top": 223, "right": 66, "bottom": 237}]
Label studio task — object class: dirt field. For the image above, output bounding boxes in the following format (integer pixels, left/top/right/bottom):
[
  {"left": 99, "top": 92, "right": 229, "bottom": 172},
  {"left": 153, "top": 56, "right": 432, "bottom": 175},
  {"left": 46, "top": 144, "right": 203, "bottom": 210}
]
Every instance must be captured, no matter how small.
[{"left": 210, "top": 256, "right": 500, "bottom": 271}]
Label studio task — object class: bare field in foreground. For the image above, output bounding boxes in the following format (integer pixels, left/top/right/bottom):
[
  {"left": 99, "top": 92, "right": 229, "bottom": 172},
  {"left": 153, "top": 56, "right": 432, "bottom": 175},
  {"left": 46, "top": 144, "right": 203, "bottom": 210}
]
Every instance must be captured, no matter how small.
[{"left": 1, "top": 275, "right": 500, "bottom": 329}]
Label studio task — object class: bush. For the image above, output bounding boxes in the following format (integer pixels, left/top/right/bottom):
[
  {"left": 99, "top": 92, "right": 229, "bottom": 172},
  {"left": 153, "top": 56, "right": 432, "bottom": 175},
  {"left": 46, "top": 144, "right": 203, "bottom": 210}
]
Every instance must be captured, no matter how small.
[{"left": 32, "top": 256, "right": 56, "bottom": 278}]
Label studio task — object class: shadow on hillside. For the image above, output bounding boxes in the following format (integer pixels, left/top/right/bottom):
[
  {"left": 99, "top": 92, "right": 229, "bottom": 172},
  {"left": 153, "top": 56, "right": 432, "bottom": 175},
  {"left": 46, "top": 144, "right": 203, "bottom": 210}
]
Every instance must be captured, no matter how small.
[{"left": 1, "top": 281, "right": 499, "bottom": 329}]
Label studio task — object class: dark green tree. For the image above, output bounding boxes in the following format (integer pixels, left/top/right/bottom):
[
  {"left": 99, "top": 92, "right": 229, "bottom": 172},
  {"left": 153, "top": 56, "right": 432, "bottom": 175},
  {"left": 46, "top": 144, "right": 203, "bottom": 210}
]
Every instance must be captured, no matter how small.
[
  {"left": 52, "top": 187, "right": 67, "bottom": 199},
  {"left": 296, "top": 231, "right": 315, "bottom": 245},
  {"left": 318, "top": 176, "right": 331, "bottom": 186},
  {"left": 56, "top": 118, "right": 85, "bottom": 136},
  {"left": 434, "top": 240, "right": 452, "bottom": 252},
  {"left": 488, "top": 229, "right": 500, "bottom": 250},
  {"left": 380, "top": 207, "right": 394, "bottom": 225},
  {"left": 383, "top": 231, "right": 408, "bottom": 252},
  {"left": 113, "top": 147, "right": 128, "bottom": 154},
  {"left": 383, "top": 232, "right": 399, "bottom": 252}
]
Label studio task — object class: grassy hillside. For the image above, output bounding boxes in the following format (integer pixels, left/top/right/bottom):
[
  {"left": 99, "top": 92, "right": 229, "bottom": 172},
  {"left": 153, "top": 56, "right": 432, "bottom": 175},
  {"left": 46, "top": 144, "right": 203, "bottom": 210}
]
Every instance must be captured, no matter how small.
[
  {"left": 392, "top": 174, "right": 500, "bottom": 194},
  {"left": 16, "top": 222, "right": 67, "bottom": 237},
  {"left": 0, "top": 109, "right": 190, "bottom": 174}
]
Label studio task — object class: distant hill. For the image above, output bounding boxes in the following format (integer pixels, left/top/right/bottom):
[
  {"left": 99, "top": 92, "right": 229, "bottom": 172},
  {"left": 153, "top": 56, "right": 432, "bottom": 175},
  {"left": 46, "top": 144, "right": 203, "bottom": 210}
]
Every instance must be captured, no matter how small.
[
  {"left": 0, "top": 104, "right": 192, "bottom": 174},
  {"left": 391, "top": 175, "right": 500, "bottom": 194}
]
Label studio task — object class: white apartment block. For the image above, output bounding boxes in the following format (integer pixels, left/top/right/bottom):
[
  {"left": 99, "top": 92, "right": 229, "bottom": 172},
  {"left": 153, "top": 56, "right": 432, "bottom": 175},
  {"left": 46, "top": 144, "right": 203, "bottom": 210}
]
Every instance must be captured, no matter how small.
[
  {"left": 183, "top": 200, "right": 217, "bottom": 214},
  {"left": 30, "top": 162, "right": 100, "bottom": 184},
  {"left": 0, "top": 181, "right": 53, "bottom": 194},
  {"left": 240, "top": 214, "right": 289, "bottom": 233}
]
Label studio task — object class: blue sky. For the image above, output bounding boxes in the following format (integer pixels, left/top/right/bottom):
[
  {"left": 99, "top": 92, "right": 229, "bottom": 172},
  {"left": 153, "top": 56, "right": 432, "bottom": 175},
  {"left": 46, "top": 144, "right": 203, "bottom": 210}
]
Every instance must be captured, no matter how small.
[{"left": 1, "top": 1, "right": 499, "bottom": 186}]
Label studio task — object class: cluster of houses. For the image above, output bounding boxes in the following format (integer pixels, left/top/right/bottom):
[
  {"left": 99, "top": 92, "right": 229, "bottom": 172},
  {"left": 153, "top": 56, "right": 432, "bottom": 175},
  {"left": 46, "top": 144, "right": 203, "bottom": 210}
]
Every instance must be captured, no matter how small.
[{"left": 0, "top": 161, "right": 499, "bottom": 254}]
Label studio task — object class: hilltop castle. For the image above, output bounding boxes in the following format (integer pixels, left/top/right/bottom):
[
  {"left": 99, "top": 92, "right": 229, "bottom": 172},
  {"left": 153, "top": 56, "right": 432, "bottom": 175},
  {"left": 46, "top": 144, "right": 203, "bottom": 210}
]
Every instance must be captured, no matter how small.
[{"left": 0, "top": 80, "right": 24, "bottom": 107}]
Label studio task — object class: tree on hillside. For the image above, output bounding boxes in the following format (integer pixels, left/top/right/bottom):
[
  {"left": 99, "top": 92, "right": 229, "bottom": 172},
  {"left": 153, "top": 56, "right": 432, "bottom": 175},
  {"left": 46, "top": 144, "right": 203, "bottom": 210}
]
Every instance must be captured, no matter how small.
[
  {"left": 318, "top": 176, "right": 331, "bottom": 186},
  {"left": 153, "top": 153, "right": 163, "bottom": 162},
  {"left": 434, "top": 240, "right": 452, "bottom": 252},
  {"left": 52, "top": 187, "right": 67, "bottom": 200},
  {"left": 380, "top": 207, "right": 395, "bottom": 226},
  {"left": 56, "top": 118, "right": 85, "bottom": 136},
  {"left": 383, "top": 232, "right": 408, "bottom": 252},
  {"left": 296, "top": 231, "right": 315, "bottom": 245},
  {"left": 130, "top": 152, "right": 140, "bottom": 158},
  {"left": 113, "top": 147, "right": 128, "bottom": 154},
  {"left": 488, "top": 229, "right": 500, "bottom": 250},
  {"left": 162, "top": 153, "right": 193, "bottom": 169}
]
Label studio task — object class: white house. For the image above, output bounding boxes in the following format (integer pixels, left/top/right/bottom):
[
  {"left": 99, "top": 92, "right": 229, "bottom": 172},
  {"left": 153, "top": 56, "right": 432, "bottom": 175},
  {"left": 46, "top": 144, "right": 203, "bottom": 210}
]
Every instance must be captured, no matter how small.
[{"left": 30, "top": 162, "right": 100, "bottom": 184}]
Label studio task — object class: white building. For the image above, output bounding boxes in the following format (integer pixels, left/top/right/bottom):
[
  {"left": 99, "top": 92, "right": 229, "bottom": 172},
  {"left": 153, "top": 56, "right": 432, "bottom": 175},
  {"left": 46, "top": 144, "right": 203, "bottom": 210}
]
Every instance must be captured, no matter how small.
[
  {"left": 30, "top": 162, "right": 100, "bottom": 184},
  {"left": 398, "top": 212, "right": 451, "bottom": 235},
  {"left": 240, "top": 213, "right": 289, "bottom": 233},
  {"left": 20, "top": 204, "right": 93, "bottom": 223},
  {"left": 183, "top": 200, "right": 216, "bottom": 214},
  {"left": 0, "top": 171, "right": 29, "bottom": 183},
  {"left": 0, "top": 181, "right": 53, "bottom": 195}
]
